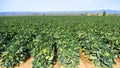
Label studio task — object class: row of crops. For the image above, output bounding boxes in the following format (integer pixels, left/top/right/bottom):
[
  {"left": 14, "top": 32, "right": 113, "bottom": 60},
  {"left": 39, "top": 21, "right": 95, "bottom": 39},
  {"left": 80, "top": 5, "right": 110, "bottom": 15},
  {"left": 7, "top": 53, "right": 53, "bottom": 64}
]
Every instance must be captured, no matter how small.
[{"left": 0, "top": 16, "right": 120, "bottom": 68}]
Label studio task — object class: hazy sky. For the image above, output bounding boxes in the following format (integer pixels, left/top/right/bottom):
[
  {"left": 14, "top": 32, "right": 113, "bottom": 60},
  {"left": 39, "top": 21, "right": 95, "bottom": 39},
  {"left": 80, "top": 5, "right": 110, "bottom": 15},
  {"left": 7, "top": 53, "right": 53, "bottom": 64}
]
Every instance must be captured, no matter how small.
[{"left": 0, "top": 0, "right": 120, "bottom": 12}]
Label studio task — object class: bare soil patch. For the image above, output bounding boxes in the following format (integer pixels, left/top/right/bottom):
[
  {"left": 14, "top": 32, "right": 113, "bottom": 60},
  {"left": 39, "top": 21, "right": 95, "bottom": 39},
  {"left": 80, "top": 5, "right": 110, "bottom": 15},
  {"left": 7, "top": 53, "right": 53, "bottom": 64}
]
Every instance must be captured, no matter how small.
[
  {"left": 1, "top": 56, "right": 120, "bottom": 68},
  {"left": 114, "top": 58, "right": 120, "bottom": 68},
  {"left": 78, "top": 52, "right": 97, "bottom": 68},
  {"left": 14, "top": 57, "right": 33, "bottom": 68},
  {"left": 0, "top": 58, "right": 4, "bottom": 68}
]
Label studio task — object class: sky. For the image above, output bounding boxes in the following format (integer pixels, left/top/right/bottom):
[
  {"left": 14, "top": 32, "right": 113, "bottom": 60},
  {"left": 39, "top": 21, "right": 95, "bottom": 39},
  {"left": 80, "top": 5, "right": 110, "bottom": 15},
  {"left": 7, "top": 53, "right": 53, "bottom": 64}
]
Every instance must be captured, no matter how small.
[{"left": 0, "top": 0, "right": 120, "bottom": 12}]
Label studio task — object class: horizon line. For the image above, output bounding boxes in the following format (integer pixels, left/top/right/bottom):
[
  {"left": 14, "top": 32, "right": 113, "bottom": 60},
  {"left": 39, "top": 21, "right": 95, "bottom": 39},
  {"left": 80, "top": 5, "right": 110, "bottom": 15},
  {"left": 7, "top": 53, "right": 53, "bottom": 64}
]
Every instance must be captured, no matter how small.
[{"left": 0, "top": 9, "right": 120, "bottom": 12}]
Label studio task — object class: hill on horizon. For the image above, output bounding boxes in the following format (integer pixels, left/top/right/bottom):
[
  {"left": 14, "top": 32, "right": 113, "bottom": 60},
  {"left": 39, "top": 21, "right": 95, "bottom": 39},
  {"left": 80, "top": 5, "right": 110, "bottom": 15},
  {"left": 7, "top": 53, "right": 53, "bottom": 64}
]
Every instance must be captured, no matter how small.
[{"left": 0, "top": 10, "right": 120, "bottom": 16}]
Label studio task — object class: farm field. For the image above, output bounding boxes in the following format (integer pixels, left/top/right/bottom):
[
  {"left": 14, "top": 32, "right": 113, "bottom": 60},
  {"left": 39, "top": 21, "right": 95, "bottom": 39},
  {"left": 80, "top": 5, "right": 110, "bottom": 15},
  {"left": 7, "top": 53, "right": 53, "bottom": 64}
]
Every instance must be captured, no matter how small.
[{"left": 0, "top": 16, "right": 120, "bottom": 68}]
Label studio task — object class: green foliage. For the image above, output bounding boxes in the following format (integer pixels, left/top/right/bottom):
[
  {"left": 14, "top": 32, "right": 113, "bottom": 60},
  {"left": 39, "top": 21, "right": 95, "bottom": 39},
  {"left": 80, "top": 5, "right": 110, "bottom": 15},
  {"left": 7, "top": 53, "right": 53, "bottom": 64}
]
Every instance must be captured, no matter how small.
[
  {"left": 0, "top": 28, "right": 36, "bottom": 67},
  {"left": 0, "top": 16, "right": 120, "bottom": 68},
  {"left": 79, "top": 33, "right": 115, "bottom": 68}
]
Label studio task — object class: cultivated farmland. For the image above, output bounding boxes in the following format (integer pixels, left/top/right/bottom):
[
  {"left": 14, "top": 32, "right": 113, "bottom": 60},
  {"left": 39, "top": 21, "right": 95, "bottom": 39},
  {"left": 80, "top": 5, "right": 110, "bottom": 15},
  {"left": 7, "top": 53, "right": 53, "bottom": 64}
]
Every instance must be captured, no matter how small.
[{"left": 0, "top": 16, "right": 120, "bottom": 68}]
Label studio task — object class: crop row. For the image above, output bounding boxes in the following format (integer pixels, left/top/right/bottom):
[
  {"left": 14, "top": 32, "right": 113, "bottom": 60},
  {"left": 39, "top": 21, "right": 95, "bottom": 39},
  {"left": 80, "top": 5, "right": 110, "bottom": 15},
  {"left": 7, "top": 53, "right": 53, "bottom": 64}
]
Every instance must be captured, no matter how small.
[{"left": 0, "top": 16, "right": 120, "bottom": 68}]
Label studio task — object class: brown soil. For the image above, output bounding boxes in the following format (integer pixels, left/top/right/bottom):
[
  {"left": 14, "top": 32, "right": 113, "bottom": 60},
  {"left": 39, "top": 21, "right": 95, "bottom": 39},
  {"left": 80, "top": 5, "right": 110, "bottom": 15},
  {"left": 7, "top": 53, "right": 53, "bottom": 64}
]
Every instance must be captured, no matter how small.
[
  {"left": 0, "top": 58, "right": 4, "bottom": 68},
  {"left": 114, "top": 58, "right": 120, "bottom": 68},
  {"left": 14, "top": 57, "right": 33, "bottom": 68},
  {"left": 78, "top": 52, "right": 97, "bottom": 68},
  {"left": 53, "top": 60, "right": 63, "bottom": 68},
  {"left": 0, "top": 55, "right": 120, "bottom": 68}
]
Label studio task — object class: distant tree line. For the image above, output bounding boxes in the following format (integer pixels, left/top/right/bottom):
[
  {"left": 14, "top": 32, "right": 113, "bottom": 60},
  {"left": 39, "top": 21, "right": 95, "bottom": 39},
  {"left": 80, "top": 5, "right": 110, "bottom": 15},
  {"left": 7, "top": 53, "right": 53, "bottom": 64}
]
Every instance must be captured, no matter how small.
[{"left": 103, "top": 11, "right": 106, "bottom": 16}]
